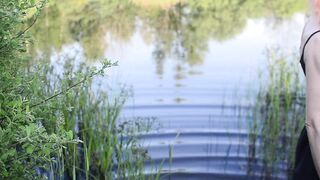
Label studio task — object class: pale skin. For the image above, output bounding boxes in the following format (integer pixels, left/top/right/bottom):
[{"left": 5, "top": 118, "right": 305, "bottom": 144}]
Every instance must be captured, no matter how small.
[{"left": 300, "top": 0, "right": 320, "bottom": 177}]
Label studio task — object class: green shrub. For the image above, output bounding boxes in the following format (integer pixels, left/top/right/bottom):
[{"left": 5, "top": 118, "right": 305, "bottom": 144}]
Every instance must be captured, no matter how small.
[{"left": 0, "top": 0, "right": 77, "bottom": 179}]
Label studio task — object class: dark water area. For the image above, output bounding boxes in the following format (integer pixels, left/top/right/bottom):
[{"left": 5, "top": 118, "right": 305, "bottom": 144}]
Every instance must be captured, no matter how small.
[{"left": 30, "top": 0, "right": 307, "bottom": 179}]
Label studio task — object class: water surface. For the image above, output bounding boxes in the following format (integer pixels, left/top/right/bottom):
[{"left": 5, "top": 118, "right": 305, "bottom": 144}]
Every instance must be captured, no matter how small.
[{"left": 30, "top": 1, "right": 307, "bottom": 179}]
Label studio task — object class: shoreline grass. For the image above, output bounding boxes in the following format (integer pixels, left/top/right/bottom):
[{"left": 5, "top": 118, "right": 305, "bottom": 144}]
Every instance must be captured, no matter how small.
[{"left": 247, "top": 48, "right": 305, "bottom": 179}]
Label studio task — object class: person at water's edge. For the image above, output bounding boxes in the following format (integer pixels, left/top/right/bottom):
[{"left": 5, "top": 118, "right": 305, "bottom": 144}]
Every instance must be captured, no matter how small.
[{"left": 293, "top": 0, "right": 320, "bottom": 179}]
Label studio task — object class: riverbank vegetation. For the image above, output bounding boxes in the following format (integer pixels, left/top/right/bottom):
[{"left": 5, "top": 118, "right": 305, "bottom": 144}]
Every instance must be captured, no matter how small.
[
  {"left": 1, "top": 0, "right": 307, "bottom": 179},
  {"left": 247, "top": 48, "right": 305, "bottom": 179},
  {"left": 0, "top": 0, "right": 161, "bottom": 179}
]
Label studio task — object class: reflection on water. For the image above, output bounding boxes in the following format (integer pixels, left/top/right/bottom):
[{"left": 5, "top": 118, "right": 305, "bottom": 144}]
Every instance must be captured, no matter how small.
[{"left": 30, "top": 0, "right": 307, "bottom": 179}]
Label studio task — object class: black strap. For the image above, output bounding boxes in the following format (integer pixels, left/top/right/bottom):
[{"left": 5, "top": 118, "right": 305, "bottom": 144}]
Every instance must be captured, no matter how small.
[
  {"left": 300, "top": 30, "right": 320, "bottom": 76},
  {"left": 301, "top": 30, "right": 320, "bottom": 62}
]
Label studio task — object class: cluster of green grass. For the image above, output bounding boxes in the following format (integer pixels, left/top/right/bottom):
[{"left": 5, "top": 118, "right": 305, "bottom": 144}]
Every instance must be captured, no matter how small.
[
  {"left": 247, "top": 48, "right": 305, "bottom": 179},
  {"left": 41, "top": 59, "right": 163, "bottom": 179},
  {"left": 0, "top": 0, "right": 162, "bottom": 179}
]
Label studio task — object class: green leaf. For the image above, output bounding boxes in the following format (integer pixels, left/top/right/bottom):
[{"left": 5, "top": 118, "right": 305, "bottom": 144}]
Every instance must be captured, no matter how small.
[
  {"left": 43, "top": 147, "right": 50, "bottom": 155},
  {"left": 26, "top": 146, "right": 34, "bottom": 154},
  {"left": 67, "top": 130, "right": 73, "bottom": 139}
]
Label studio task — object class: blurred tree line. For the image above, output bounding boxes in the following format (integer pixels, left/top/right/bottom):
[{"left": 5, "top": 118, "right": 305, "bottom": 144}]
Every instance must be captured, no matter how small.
[{"left": 30, "top": 0, "right": 306, "bottom": 72}]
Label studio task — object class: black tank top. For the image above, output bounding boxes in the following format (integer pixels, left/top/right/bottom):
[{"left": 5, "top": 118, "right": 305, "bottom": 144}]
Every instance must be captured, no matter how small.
[{"left": 300, "top": 30, "right": 320, "bottom": 75}]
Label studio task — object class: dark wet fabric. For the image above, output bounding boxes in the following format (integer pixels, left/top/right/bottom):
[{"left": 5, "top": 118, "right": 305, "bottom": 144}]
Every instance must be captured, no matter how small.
[
  {"left": 293, "top": 127, "right": 319, "bottom": 179},
  {"left": 292, "top": 30, "right": 320, "bottom": 180}
]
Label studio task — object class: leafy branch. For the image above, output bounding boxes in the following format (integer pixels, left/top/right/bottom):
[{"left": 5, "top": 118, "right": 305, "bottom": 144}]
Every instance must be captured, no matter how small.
[
  {"left": 28, "top": 60, "right": 118, "bottom": 109},
  {"left": 0, "top": 0, "right": 47, "bottom": 50}
]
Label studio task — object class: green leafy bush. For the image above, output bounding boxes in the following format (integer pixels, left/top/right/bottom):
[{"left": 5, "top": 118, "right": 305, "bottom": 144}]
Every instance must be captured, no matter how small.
[{"left": 0, "top": 0, "right": 78, "bottom": 179}]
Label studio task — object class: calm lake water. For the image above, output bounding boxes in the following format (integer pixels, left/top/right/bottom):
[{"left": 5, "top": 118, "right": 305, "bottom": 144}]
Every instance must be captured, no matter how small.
[{"left": 30, "top": 1, "right": 307, "bottom": 179}]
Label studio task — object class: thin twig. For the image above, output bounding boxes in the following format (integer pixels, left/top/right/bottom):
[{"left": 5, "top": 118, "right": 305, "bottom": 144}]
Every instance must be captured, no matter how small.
[
  {"left": 17, "top": 15, "right": 39, "bottom": 40},
  {"left": 28, "top": 62, "right": 115, "bottom": 109},
  {"left": 29, "top": 77, "right": 87, "bottom": 108},
  {"left": 0, "top": 1, "right": 45, "bottom": 50}
]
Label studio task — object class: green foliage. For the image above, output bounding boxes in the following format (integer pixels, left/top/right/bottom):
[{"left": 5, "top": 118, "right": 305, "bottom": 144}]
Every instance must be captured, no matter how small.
[
  {"left": 247, "top": 48, "right": 305, "bottom": 178},
  {"left": 2, "top": 0, "right": 305, "bottom": 178},
  {"left": 0, "top": 0, "right": 161, "bottom": 179},
  {"left": 0, "top": 0, "right": 78, "bottom": 179},
  {"left": 36, "top": 59, "right": 158, "bottom": 179}
]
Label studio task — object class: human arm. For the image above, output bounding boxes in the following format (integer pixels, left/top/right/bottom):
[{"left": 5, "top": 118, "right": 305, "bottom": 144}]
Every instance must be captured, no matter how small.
[{"left": 305, "top": 33, "right": 320, "bottom": 177}]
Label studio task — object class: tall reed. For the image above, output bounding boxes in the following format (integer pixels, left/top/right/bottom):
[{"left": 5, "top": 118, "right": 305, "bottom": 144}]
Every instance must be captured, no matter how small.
[
  {"left": 247, "top": 48, "right": 305, "bottom": 179},
  {"left": 33, "top": 58, "right": 162, "bottom": 179}
]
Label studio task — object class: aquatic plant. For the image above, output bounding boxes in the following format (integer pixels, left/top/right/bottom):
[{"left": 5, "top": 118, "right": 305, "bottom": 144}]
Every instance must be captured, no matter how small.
[
  {"left": 247, "top": 48, "right": 305, "bottom": 179},
  {"left": 26, "top": 25, "right": 163, "bottom": 180},
  {"left": 43, "top": 59, "right": 161, "bottom": 179}
]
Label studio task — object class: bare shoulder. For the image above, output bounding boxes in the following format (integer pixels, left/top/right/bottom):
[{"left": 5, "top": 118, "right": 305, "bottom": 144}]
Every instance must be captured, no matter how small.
[
  {"left": 304, "top": 31, "right": 320, "bottom": 64},
  {"left": 300, "top": 17, "right": 320, "bottom": 57},
  {"left": 305, "top": 32, "right": 320, "bottom": 57}
]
